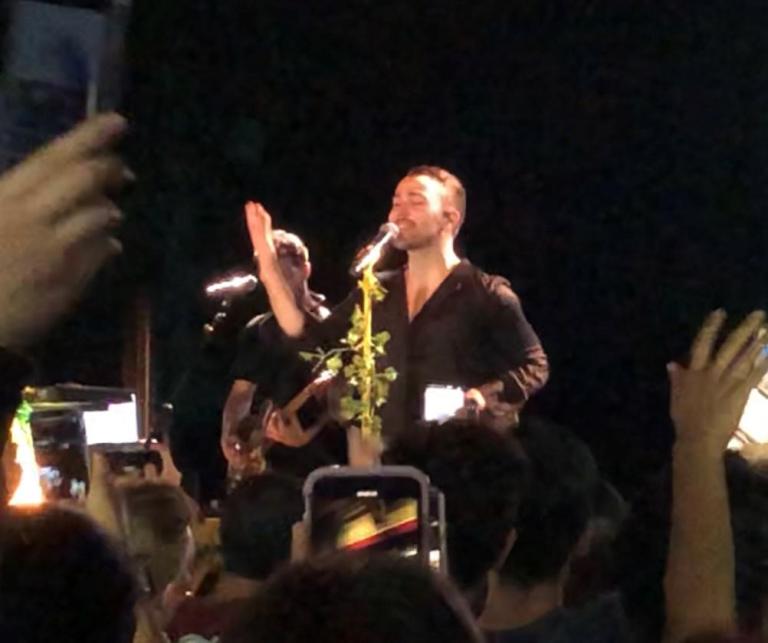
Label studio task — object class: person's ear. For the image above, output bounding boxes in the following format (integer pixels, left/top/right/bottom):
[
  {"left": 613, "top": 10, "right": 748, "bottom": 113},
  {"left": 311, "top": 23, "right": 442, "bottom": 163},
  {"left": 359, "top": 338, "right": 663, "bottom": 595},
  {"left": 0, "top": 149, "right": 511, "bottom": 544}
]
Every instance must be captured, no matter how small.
[
  {"left": 573, "top": 523, "right": 594, "bottom": 558},
  {"left": 290, "top": 520, "right": 309, "bottom": 562},
  {"left": 492, "top": 527, "right": 517, "bottom": 572},
  {"left": 304, "top": 260, "right": 312, "bottom": 281},
  {"left": 443, "top": 207, "right": 461, "bottom": 236}
]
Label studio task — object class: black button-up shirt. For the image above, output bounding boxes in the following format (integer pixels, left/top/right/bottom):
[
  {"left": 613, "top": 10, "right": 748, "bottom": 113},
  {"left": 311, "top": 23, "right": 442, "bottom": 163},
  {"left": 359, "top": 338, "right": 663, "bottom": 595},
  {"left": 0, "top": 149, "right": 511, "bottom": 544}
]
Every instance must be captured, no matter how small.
[{"left": 303, "top": 260, "right": 549, "bottom": 439}]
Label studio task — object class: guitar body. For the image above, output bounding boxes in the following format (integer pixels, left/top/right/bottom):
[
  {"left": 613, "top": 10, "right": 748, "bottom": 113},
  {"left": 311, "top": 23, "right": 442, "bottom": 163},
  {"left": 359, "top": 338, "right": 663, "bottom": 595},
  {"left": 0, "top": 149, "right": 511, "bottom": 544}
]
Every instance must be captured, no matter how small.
[{"left": 227, "top": 371, "right": 337, "bottom": 483}]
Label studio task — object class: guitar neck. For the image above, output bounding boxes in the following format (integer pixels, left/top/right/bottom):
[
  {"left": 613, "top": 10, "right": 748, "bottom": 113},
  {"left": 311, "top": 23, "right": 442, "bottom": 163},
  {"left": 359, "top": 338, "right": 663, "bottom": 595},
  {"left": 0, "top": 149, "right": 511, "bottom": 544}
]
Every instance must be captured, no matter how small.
[{"left": 283, "top": 374, "right": 333, "bottom": 416}]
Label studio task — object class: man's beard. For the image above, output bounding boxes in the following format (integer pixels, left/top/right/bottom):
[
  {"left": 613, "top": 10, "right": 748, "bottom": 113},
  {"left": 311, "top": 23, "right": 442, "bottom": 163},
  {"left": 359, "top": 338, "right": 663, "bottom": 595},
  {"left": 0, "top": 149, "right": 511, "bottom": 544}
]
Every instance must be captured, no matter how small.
[{"left": 393, "top": 232, "right": 433, "bottom": 252}]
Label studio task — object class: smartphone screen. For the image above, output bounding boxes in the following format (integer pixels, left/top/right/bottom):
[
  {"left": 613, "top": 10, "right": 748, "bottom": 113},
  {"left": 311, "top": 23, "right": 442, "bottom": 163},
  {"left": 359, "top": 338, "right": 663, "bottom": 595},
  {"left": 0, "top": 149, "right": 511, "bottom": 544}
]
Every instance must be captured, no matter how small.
[
  {"left": 730, "top": 388, "right": 768, "bottom": 450},
  {"left": 729, "top": 348, "right": 768, "bottom": 450},
  {"left": 428, "top": 487, "right": 448, "bottom": 572},
  {"left": 101, "top": 443, "right": 162, "bottom": 477},
  {"left": 30, "top": 409, "right": 89, "bottom": 502},
  {"left": 0, "top": 0, "right": 130, "bottom": 171},
  {"left": 29, "top": 386, "right": 139, "bottom": 446},
  {"left": 82, "top": 394, "right": 139, "bottom": 445},
  {"left": 423, "top": 384, "right": 465, "bottom": 423},
  {"left": 305, "top": 466, "right": 430, "bottom": 563}
]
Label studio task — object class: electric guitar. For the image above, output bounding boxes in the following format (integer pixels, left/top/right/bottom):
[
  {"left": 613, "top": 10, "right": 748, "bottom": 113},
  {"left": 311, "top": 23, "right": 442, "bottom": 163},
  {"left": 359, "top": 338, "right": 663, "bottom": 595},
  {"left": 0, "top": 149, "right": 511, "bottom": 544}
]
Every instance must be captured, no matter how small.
[{"left": 227, "top": 370, "right": 337, "bottom": 482}]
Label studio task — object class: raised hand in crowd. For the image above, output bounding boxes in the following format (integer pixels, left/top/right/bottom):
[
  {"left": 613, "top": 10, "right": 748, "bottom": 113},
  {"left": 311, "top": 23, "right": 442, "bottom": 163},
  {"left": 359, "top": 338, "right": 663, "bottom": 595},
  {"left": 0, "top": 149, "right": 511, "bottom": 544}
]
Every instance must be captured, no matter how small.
[
  {"left": 145, "top": 438, "right": 184, "bottom": 487},
  {"left": 668, "top": 310, "right": 767, "bottom": 452},
  {"left": 86, "top": 450, "right": 196, "bottom": 643},
  {"left": 346, "top": 425, "right": 382, "bottom": 468},
  {"left": 0, "top": 113, "right": 130, "bottom": 350},
  {"left": 664, "top": 310, "right": 768, "bottom": 643}
]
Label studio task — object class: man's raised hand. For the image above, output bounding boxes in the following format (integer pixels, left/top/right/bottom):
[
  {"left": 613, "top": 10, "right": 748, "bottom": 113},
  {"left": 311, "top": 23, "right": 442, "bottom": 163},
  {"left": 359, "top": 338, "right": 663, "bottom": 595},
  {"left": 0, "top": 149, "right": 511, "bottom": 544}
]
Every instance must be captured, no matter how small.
[{"left": 245, "top": 201, "right": 277, "bottom": 263}]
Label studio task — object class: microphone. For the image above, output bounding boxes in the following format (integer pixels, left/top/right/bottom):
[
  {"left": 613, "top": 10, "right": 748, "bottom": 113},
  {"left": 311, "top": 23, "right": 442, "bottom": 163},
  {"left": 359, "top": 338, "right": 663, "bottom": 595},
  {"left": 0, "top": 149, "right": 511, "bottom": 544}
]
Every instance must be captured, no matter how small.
[
  {"left": 349, "top": 222, "right": 400, "bottom": 277},
  {"left": 204, "top": 272, "right": 259, "bottom": 298}
]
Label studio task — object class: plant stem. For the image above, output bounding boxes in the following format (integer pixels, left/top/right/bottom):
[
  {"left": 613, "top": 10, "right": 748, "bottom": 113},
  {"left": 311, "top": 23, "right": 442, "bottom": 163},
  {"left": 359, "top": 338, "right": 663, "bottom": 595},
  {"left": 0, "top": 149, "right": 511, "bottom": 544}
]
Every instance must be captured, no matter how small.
[{"left": 360, "top": 266, "right": 375, "bottom": 438}]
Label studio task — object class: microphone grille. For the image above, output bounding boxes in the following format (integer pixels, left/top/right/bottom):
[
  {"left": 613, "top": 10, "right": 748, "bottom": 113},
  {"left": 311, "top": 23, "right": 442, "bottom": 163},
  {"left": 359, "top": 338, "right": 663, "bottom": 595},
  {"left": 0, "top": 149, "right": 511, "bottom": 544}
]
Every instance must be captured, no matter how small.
[{"left": 380, "top": 221, "right": 399, "bottom": 236}]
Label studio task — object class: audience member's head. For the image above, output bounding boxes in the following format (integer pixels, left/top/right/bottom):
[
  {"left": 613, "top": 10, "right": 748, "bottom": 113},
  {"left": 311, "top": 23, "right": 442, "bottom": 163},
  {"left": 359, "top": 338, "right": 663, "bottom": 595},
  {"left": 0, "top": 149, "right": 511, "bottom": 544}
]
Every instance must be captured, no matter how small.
[
  {"left": 224, "top": 552, "right": 483, "bottom": 643},
  {"left": 220, "top": 473, "right": 304, "bottom": 581},
  {"left": 498, "top": 417, "right": 599, "bottom": 589},
  {"left": 565, "top": 478, "right": 629, "bottom": 606},
  {"left": 0, "top": 504, "right": 137, "bottom": 643},
  {"left": 384, "top": 419, "right": 527, "bottom": 591},
  {"left": 118, "top": 480, "right": 195, "bottom": 596}
]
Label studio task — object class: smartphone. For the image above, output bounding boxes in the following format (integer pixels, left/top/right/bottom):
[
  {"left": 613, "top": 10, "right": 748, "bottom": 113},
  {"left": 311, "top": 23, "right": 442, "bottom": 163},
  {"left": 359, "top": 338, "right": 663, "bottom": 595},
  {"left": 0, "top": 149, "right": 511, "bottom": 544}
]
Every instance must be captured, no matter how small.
[
  {"left": 428, "top": 487, "right": 448, "bottom": 573},
  {"left": 27, "top": 407, "right": 157, "bottom": 502},
  {"left": 423, "top": 384, "right": 465, "bottom": 423},
  {"left": 29, "top": 386, "right": 140, "bottom": 446},
  {"left": 730, "top": 387, "right": 768, "bottom": 450},
  {"left": 100, "top": 443, "right": 163, "bottom": 477},
  {"left": 729, "top": 346, "right": 768, "bottom": 451},
  {"left": 0, "top": 0, "right": 131, "bottom": 171},
  {"left": 304, "top": 466, "right": 431, "bottom": 564},
  {"left": 30, "top": 408, "right": 90, "bottom": 502}
]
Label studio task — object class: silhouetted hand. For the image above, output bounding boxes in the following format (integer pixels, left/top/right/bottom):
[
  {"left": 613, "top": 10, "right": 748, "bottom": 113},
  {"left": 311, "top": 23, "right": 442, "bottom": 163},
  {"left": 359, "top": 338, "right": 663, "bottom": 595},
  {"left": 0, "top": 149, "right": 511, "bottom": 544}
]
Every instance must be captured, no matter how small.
[
  {"left": 145, "top": 439, "right": 183, "bottom": 487},
  {"left": 347, "top": 426, "right": 382, "bottom": 468},
  {"left": 0, "top": 113, "right": 130, "bottom": 349},
  {"left": 462, "top": 387, "right": 487, "bottom": 414},
  {"left": 85, "top": 450, "right": 123, "bottom": 537},
  {"left": 221, "top": 433, "right": 248, "bottom": 468}
]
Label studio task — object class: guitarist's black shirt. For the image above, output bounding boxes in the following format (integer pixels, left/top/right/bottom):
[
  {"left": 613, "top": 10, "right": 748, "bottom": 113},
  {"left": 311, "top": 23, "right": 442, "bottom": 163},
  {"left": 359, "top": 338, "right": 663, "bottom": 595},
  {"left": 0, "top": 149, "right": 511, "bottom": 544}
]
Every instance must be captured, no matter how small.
[{"left": 232, "top": 312, "right": 314, "bottom": 410}]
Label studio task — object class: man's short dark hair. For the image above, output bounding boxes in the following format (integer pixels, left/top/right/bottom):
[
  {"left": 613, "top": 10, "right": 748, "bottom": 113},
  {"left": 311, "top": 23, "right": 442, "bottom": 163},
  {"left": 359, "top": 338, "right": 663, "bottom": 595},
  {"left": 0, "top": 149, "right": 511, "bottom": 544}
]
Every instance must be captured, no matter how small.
[
  {"left": 499, "top": 417, "right": 599, "bottom": 587},
  {"left": 224, "top": 552, "right": 482, "bottom": 643},
  {"left": 406, "top": 165, "right": 467, "bottom": 234},
  {"left": 0, "top": 505, "right": 137, "bottom": 643},
  {"left": 220, "top": 473, "right": 304, "bottom": 580},
  {"left": 384, "top": 420, "right": 527, "bottom": 590}
]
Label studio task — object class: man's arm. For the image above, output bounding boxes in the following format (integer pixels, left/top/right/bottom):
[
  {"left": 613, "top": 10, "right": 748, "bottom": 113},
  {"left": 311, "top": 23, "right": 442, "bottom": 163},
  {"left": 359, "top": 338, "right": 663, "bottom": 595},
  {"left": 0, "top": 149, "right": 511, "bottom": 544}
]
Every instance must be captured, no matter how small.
[
  {"left": 220, "top": 379, "right": 256, "bottom": 465},
  {"left": 471, "top": 281, "right": 549, "bottom": 408},
  {"left": 663, "top": 310, "right": 767, "bottom": 643},
  {"left": 245, "top": 201, "right": 306, "bottom": 337},
  {"left": 499, "top": 344, "right": 550, "bottom": 404},
  {"left": 221, "top": 317, "right": 267, "bottom": 462}
]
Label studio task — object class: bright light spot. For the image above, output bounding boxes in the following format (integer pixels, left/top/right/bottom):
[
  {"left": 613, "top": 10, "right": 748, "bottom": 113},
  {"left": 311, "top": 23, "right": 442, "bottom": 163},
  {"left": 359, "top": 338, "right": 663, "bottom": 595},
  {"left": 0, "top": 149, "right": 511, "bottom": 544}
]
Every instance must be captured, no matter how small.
[
  {"left": 205, "top": 273, "right": 258, "bottom": 296},
  {"left": 8, "top": 410, "right": 44, "bottom": 506}
]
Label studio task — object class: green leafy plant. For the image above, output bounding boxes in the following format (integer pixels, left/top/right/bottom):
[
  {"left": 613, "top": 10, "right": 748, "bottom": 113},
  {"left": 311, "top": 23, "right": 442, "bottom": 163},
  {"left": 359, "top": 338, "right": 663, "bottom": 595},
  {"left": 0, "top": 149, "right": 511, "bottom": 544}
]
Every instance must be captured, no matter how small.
[{"left": 301, "top": 266, "right": 397, "bottom": 439}]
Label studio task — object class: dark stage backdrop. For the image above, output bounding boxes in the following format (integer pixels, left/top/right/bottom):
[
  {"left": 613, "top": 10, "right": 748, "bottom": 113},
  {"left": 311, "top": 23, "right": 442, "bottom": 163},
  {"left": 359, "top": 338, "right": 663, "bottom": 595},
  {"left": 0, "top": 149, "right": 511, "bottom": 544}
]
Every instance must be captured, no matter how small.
[{"left": 35, "top": 1, "right": 768, "bottom": 491}]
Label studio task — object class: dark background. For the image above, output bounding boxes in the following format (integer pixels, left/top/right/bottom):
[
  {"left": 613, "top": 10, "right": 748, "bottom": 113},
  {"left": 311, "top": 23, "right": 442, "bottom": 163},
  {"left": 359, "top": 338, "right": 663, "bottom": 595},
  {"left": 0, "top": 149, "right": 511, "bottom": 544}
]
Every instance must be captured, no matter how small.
[{"left": 29, "top": 1, "right": 768, "bottom": 491}]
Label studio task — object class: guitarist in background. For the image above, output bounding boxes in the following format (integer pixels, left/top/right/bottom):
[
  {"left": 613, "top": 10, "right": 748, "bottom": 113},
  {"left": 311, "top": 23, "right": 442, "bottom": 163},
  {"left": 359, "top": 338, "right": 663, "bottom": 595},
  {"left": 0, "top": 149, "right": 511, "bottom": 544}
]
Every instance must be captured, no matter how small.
[{"left": 221, "top": 229, "right": 347, "bottom": 480}]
